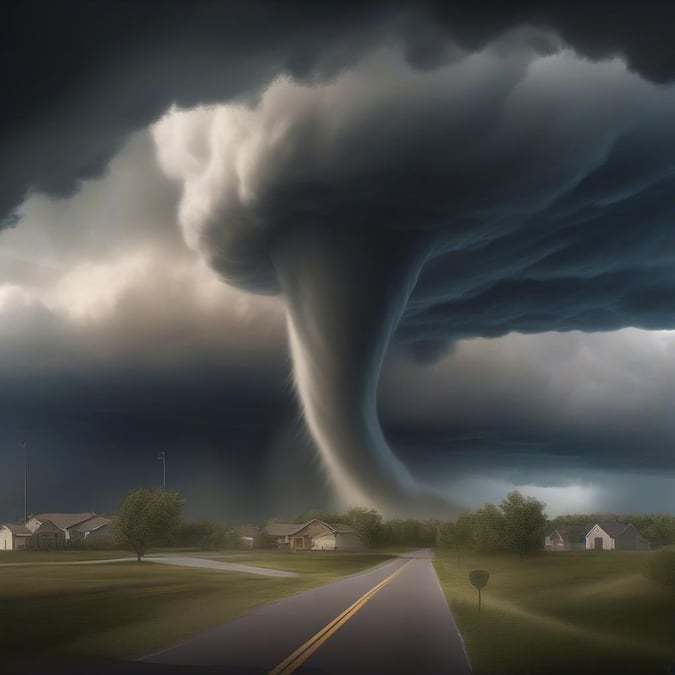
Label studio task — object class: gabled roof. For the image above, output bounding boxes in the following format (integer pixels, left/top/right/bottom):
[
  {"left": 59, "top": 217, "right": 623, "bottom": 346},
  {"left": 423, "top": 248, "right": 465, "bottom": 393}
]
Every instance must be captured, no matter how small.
[
  {"left": 547, "top": 524, "right": 593, "bottom": 542},
  {"left": 31, "top": 513, "right": 97, "bottom": 530},
  {"left": 265, "top": 519, "right": 356, "bottom": 537},
  {"left": 325, "top": 522, "right": 355, "bottom": 533},
  {"left": 592, "top": 521, "right": 633, "bottom": 538},
  {"left": 69, "top": 516, "right": 111, "bottom": 533},
  {"left": 2, "top": 523, "right": 32, "bottom": 536},
  {"left": 265, "top": 523, "right": 301, "bottom": 536}
]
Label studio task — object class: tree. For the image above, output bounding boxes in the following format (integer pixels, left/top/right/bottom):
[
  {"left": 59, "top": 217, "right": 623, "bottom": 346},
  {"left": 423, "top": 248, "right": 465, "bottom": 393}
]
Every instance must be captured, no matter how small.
[
  {"left": 346, "top": 507, "right": 384, "bottom": 547},
  {"left": 473, "top": 504, "right": 507, "bottom": 553},
  {"left": 500, "top": 491, "right": 547, "bottom": 559},
  {"left": 438, "top": 512, "right": 474, "bottom": 567},
  {"left": 113, "top": 488, "right": 184, "bottom": 561},
  {"left": 454, "top": 512, "right": 475, "bottom": 566}
]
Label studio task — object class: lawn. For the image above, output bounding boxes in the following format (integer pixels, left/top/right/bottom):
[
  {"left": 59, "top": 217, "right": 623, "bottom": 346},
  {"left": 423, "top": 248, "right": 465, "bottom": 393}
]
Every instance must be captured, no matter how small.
[
  {"left": 0, "top": 551, "right": 394, "bottom": 661},
  {"left": 208, "top": 549, "right": 396, "bottom": 580},
  {"left": 0, "top": 549, "right": 133, "bottom": 563},
  {"left": 433, "top": 549, "right": 674, "bottom": 675}
]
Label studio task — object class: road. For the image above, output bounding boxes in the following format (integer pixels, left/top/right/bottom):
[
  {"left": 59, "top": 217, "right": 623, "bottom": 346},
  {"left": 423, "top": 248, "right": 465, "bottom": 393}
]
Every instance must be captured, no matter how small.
[{"left": 141, "top": 549, "right": 472, "bottom": 674}]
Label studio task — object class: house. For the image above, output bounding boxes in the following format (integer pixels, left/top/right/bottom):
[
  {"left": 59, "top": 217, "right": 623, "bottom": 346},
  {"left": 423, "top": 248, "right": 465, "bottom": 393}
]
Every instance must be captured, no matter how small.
[
  {"left": 31, "top": 520, "right": 67, "bottom": 549},
  {"left": 585, "top": 521, "right": 650, "bottom": 551},
  {"left": 545, "top": 524, "right": 589, "bottom": 551},
  {"left": 26, "top": 512, "right": 98, "bottom": 543},
  {"left": 545, "top": 521, "right": 650, "bottom": 551},
  {"left": 1, "top": 520, "right": 67, "bottom": 550},
  {"left": 264, "top": 520, "right": 364, "bottom": 550},
  {"left": 0, "top": 523, "right": 33, "bottom": 550},
  {"left": 67, "top": 516, "right": 113, "bottom": 546}
]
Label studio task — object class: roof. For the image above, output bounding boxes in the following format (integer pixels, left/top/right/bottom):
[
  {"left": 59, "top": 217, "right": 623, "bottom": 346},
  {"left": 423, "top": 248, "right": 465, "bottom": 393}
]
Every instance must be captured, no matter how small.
[
  {"left": 69, "top": 516, "right": 112, "bottom": 533},
  {"left": 325, "top": 522, "right": 355, "bottom": 533},
  {"left": 265, "top": 523, "right": 303, "bottom": 536},
  {"left": 2, "top": 523, "right": 32, "bottom": 536},
  {"left": 265, "top": 520, "right": 356, "bottom": 536},
  {"left": 547, "top": 524, "right": 593, "bottom": 542},
  {"left": 31, "top": 513, "right": 97, "bottom": 530},
  {"left": 592, "top": 521, "right": 633, "bottom": 538}
]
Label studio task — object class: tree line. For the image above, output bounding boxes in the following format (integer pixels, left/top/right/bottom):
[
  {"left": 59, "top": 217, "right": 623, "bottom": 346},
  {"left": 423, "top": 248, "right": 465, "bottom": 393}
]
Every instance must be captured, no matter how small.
[{"left": 111, "top": 488, "right": 675, "bottom": 563}]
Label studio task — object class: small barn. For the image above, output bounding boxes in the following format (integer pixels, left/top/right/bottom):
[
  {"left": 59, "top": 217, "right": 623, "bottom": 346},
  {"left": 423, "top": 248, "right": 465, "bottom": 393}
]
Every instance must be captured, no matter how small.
[
  {"left": 265, "top": 520, "right": 363, "bottom": 550},
  {"left": 0, "top": 523, "right": 33, "bottom": 550}
]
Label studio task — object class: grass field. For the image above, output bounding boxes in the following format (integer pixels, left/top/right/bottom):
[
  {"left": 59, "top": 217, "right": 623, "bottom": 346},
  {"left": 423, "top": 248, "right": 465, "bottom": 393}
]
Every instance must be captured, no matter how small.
[
  {"left": 434, "top": 549, "right": 674, "bottom": 675},
  {"left": 0, "top": 549, "right": 133, "bottom": 563},
  {"left": 0, "top": 550, "right": 394, "bottom": 661}
]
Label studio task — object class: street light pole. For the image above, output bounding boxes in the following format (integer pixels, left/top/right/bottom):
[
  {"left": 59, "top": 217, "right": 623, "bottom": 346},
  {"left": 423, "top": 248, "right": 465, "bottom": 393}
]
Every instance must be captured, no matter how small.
[
  {"left": 23, "top": 441, "right": 28, "bottom": 524},
  {"left": 158, "top": 451, "right": 166, "bottom": 489}
]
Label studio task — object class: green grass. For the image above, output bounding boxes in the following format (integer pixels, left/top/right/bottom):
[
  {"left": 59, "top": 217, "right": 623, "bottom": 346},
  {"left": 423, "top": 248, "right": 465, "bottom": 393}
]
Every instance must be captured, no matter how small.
[
  {"left": 210, "top": 549, "right": 394, "bottom": 580},
  {"left": 433, "top": 549, "right": 674, "bottom": 675},
  {"left": 0, "top": 551, "right": 394, "bottom": 660},
  {"left": 0, "top": 549, "right": 133, "bottom": 563}
]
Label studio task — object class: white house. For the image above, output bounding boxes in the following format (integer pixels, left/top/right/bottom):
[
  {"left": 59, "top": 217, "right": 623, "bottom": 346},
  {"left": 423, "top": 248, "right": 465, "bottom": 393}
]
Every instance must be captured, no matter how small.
[
  {"left": 265, "top": 520, "right": 364, "bottom": 550},
  {"left": 545, "top": 521, "right": 650, "bottom": 551},
  {"left": 0, "top": 523, "right": 33, "bottom": 550},
  {"left": 585, "top": 521, "right": 651, "bottom": 551}
]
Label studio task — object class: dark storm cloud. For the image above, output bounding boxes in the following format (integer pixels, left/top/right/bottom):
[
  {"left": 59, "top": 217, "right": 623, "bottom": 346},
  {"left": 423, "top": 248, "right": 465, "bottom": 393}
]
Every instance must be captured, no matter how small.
[
  {"left": 4, "top": 1, "right": 675, "bottom": 517},
  {"left": 3, "top": 0, "right": 675, "bottom": 220},
  {"left": 153, "top": 37, "right": 675, "bottom": 514}
]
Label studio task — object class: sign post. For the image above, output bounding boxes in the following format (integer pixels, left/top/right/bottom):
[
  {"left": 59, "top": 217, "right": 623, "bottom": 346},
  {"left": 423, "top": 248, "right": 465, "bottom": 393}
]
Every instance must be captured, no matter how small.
[{"left": 469, "top": 569, "right": 489, "bottom": 614}]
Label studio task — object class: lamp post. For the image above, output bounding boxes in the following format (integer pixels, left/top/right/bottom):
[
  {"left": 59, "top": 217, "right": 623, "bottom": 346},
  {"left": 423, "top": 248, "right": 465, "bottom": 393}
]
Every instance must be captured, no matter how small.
[
  {"left": 157, "top": 451, "right": 166, "bottom": 489},
  {"left": 23, "top": 441, "right": 28, "bottom": 524}
]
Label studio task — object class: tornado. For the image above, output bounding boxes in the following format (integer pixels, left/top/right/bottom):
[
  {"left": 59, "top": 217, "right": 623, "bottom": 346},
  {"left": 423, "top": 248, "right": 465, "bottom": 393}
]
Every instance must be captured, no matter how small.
[
  {"left": 152, "top": 39, "right": 665, "bottom": 516},
  {"left": 271, "top": 225, "right": 451, "bottom": 515}
]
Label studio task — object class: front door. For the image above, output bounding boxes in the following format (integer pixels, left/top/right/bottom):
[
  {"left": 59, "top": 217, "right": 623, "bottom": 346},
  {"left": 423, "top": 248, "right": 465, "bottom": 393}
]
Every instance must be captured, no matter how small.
[{"left": 594, "top": 537, "right": 603, "bottom": 550}]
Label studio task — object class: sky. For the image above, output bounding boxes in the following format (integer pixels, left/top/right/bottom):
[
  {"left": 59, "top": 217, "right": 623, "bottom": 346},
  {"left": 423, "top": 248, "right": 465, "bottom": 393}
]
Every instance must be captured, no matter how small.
[{"left": 1, "top": 1, "right": 675, "bottom": 523}]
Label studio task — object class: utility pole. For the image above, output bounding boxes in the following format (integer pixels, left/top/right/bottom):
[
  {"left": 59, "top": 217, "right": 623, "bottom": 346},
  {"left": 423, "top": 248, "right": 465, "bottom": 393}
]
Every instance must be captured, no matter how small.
[
  {"left": 157, "top": 451, "right": 166, "bottom": 489},
  {"left": 23, "top": 441, "right": 28, "bottom": 524}
]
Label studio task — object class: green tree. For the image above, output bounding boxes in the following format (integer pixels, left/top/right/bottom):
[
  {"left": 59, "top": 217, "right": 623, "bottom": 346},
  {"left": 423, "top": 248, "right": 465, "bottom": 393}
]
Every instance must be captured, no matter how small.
[
  {"left": 113, "top": 488, "right": 184, "bottom": 561},
  {"left": 500, "top": 490, "right": 547, "bottom": 559},
  {"left": 473, "top": 503, "right": 507, "bottom": 553},
  {"left": 346, "top": 507, "right": 384, "bottom": 547}
]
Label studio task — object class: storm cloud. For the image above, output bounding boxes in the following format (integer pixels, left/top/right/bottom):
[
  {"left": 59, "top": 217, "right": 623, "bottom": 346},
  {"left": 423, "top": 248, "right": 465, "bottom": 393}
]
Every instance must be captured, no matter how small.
[
  {"left": 2, "top": 2, "right": 675, "bottom": 519},
  {"left": 151, "top": 36, "right": 675, "bottom": 514}
]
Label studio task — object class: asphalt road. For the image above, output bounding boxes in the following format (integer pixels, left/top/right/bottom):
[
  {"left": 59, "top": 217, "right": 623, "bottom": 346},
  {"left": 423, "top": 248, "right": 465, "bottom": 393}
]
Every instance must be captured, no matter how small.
[{"left": 140, "top": 548, "right": 472, "bottom": 675}]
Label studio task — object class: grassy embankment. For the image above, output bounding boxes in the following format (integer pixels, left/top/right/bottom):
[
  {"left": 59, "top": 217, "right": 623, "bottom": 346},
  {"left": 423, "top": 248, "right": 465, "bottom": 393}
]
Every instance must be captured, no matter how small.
[
  {"left": 0, "top": 549, "right": 394, "bottom": 660},
  {"left": 433, "top": 549, "right": 674, "bottom": 675}
]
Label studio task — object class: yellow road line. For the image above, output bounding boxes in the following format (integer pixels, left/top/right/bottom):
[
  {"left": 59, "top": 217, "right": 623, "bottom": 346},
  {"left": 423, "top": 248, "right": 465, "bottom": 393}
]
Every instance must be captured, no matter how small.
[{"left": 268, "top": 558, "right": 414, "bottom": 675}]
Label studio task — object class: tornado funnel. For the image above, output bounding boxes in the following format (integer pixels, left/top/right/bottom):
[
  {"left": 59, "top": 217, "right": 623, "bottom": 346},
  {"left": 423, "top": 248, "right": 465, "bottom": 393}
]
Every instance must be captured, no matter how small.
[{"left": 271, "top": 226, "right": 453, "bottom": 517}]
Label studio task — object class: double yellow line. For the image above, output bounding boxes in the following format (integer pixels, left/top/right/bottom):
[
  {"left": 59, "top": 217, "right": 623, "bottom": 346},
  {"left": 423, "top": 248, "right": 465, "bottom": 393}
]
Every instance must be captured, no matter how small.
[{"left": 268, "top": 558, "right": 414, "bottom": 675}]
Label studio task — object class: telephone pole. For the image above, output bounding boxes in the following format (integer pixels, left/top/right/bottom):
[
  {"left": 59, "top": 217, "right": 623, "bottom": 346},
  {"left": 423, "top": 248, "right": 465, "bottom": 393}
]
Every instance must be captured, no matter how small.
[
  {"left": 157, "top": 451, "right": 166, "bottom": 489},
  {"left": 23, "top": 441, "right": 28, "bottom": 524}
]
